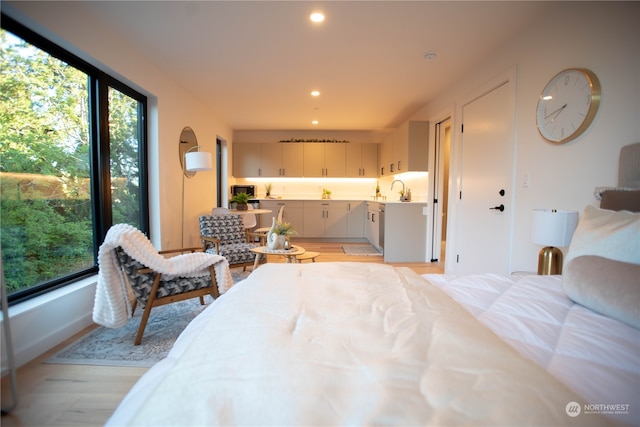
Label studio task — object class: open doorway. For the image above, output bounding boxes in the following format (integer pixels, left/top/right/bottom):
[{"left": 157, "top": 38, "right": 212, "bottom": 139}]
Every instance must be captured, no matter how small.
[
  {"left": 431, "top": 117, "right": 451, "bottom": 263},
  {"left": 216, "top": 137, "right": 228, "bottom": 208}
]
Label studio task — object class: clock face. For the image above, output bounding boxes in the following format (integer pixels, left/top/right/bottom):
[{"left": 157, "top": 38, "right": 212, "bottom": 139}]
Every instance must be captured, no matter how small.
[{"left": 536, "top": 68, "right": 601, "bottom": 144}]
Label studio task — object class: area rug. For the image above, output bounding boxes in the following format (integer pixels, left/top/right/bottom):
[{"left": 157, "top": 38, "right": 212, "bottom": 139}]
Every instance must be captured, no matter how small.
[
  {"left": 46, "top": 268, "right": 252, "bottom": 367},
  {"left": 342, "top": 244, "right": 382, "bottom": 256}
]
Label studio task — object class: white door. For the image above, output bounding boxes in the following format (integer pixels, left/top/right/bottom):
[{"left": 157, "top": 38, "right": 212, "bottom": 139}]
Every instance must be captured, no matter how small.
[{"left": 456, "top": 77, "right": 515, "bottom": 274}]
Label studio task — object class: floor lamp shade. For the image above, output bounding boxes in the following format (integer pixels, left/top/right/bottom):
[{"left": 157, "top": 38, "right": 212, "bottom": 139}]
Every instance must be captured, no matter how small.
[
  {"left": 531, "top": 209, "right": 579, "bottom": 275},
  {"left": 185, "top": 151, "right": 212, "bottom": 172}
]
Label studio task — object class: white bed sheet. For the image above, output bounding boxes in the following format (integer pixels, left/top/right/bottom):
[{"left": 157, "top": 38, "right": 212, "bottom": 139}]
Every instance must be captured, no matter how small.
[{"left": 424, "top": 273, "right": 640, "bottom": 426}]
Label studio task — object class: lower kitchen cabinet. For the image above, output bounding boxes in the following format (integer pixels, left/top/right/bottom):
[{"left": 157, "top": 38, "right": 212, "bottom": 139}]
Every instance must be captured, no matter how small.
[
  {"left": 366, "top": 202, "right": 381, "bottom": 249},
  {"left": 302, "top": 201, "right": 348, "bottom": 238},
  {"left": 383, "top": 202, "right": 428, "bottom": 262},
  {"left": 258, "top": 200, "right": 305, "bottom": 234},
  {"left": 346, "top": 201, "right": 365, "bottom": 238}
]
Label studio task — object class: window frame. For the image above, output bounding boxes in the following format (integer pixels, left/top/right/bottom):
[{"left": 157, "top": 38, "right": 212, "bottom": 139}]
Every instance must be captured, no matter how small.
[{"left": 1, "top": 14, "right": 149, "bottom": 304}]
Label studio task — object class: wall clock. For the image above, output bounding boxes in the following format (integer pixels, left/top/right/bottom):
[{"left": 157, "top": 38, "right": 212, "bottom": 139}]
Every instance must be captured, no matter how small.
[{"left": 536, "top": 68, "right": 601, "bottom": 144}]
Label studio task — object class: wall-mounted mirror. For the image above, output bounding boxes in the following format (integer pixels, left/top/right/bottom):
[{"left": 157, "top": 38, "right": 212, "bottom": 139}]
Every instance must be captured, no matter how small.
[{"left": 179, "top": 127, "right": 198, "bottom": 178}]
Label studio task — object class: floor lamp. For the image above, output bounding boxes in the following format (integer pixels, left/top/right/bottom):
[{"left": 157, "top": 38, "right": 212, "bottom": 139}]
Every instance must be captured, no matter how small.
[
  {"left": 531, "top": 209, "right": 578, "bottom": 275},
  {"left": 182, "top": 146, "right": 212, "bottom": 247}
]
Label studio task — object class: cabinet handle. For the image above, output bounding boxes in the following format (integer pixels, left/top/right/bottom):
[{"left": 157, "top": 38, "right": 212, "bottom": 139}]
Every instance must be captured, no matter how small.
[
  {"left": 259, "top": 168, "right": 262, "bottom": 176},
  {"left": 390, "top": 164, "right": 395, "bottom": 173},
  {"left": 398, "top": 161, "right": 402, "bottom": 171}
]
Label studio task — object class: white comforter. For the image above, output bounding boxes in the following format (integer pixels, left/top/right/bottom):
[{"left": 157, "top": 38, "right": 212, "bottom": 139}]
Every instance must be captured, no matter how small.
[
  {"left": 425, "top": 273, "right": 640, "bottom": 426},
  {"left": 108, "top": 263, "right": 612, "bottom": 426}
]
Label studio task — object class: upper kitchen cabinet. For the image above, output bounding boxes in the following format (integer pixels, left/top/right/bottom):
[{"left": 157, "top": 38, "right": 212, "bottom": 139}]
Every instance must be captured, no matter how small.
[
  {"left": 380, "top": 121, "right": 429, "bottom": 175},
  {"left": 233, "top": 143, "right": 261, "bottom": 177},
  {"left": 233, "top": 143, "right": 303, "bottom": 177},
  {"left": 303, "top": 143, "right": 346, "bottom": 177},
  {"left": 346, "top": 143, "right": 378, "bottom": 178},
  {"left": 261, "top": 143, "right": 304, "bottom": 177}
]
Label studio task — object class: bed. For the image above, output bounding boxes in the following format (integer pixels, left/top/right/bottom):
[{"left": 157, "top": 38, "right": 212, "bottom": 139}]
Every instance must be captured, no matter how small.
[{"left": 107, "top": 145, "right": 639, "bottom": 426}]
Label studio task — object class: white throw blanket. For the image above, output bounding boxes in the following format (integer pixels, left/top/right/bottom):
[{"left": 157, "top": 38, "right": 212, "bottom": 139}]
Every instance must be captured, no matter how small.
[{"left": 93, "top": 223, "right": 233, "bottom": 328}]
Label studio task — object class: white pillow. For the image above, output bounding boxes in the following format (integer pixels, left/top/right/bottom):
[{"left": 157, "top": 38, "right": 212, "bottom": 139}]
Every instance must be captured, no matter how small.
[{"left": 564, "top": 205, "right": 640, "bottom": 266}]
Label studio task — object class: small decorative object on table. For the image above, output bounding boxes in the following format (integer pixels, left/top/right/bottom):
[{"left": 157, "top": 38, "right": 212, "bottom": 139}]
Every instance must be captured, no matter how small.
[
  {"left": 267, "top": 218, "right": 297, "bottom": 250},
  {"left": 230, "top": 192, "right": 251, "bottom": 210}
]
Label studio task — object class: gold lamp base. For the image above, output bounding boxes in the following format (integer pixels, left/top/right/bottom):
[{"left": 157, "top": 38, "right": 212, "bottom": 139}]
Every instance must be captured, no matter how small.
[{"left": 538, "top": 246, "right": 563, "bottom": 275}]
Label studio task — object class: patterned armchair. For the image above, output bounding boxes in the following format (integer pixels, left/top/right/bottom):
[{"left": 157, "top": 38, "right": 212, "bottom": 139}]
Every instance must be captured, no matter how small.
[
  {"left": 113, "top": 246, "right": 220, "bottom": 345},
  {"left": 199, "top": 214, "right": 265, "bottom": 270}
]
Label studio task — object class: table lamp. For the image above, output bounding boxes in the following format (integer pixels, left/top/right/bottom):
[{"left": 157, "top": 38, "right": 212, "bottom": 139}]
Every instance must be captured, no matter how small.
[{"left": 531, "top": 209, "right": 579, "bottom": 275}]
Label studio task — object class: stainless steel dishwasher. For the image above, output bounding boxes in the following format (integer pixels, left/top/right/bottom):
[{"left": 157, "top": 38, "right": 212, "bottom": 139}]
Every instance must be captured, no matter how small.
[{"left": 378, "top": 204, "right": 385, "bottom": 249}]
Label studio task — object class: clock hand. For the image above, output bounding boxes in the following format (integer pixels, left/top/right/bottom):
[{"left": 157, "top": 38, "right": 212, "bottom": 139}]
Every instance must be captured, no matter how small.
[{"left": 544, "top": 103, "right": 567, "bottom": 121}]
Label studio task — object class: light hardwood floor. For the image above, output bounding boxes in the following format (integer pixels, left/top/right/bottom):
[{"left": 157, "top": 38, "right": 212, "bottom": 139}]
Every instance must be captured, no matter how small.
[{"left": 1, "top": 241, "right": 443, "bottom": 426}]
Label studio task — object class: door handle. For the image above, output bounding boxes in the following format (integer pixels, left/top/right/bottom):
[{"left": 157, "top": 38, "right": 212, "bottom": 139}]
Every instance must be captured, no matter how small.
[{"left": 490, "top": 204, "right": 505, "bottom": 212}]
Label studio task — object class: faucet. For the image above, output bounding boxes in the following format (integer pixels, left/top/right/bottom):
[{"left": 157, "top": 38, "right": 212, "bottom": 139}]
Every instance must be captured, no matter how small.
[{"left": 391, "top": 179, "right": 405, "bottom": 198}]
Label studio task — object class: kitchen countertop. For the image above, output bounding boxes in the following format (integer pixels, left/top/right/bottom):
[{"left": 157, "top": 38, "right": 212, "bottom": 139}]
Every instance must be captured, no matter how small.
[{"left": 255, "top": 198, "right": 426, "bottom": 204}]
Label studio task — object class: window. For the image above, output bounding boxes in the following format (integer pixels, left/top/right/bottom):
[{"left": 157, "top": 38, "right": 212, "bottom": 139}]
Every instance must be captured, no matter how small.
[{"left": 0, "top": 15, "right": 148, "bottom": 304}]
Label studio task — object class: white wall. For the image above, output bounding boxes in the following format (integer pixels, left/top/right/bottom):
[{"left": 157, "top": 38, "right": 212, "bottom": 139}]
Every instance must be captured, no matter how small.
[{"left": 412, "top": 2, "right": 640, "bottom": 272}]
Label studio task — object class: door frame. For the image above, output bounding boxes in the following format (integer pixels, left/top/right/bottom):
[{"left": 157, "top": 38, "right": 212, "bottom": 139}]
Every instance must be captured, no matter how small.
[
  {"left": 446, "top": 66, "right": 518, "bottom": 274},
  {"left": 428, "top": 115, "right": 452, "bottom": 264}
]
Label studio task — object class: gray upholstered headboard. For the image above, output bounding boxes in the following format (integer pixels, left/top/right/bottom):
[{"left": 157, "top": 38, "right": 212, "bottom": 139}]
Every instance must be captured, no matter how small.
[
  {"left": 618, "top": 142, "right": 640, "bottom": 188},
  {"left": 596, "top": 142, "right": 640, "bottom": 212}
]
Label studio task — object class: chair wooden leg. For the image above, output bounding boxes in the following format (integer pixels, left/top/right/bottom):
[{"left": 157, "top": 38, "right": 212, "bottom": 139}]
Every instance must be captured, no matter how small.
[{"left": 134, "top": 273, "right": 162, "bottom": 346}]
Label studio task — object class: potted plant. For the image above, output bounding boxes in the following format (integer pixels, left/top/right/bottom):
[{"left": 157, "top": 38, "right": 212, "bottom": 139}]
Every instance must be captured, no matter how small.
[
  {"left": 230, "top": 192, "right": 251, "bottom": 210},
  {"left": 265, "top": 183, "right": 273, "bottom": 198},
  {"left": 274, "top": 221, "right": 297, "bottom": 237},
  {"left": 267, "top": 220, "right": 297, "bottom": 250}
]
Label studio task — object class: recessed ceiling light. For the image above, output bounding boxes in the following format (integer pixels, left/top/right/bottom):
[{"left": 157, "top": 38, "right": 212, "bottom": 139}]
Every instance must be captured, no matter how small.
[
  {"left": 312, "top": 120, "right": 319, "bottom": 125},
  {"left": 310, "top": 12, "right": 325, "bottom": 23},
  {"left": 311, "top": 90, "right": 320, "bottom": 97}
]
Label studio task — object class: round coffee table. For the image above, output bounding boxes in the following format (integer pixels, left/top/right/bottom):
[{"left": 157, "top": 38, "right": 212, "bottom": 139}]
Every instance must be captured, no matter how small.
[{"left": 250, "top": 245, "right": 306, "bottom": 269}]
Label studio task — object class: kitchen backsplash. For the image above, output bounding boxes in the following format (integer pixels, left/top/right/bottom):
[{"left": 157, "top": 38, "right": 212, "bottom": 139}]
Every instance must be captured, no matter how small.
[{"left": 234, "top": 172, "right": 428, "bottom": 202}]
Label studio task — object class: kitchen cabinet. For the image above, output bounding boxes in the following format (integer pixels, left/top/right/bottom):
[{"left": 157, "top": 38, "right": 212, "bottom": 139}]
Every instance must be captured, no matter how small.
[
  {"left": 366, "top": 202, "right": 381, "bottom": 250},
  {"left": 233, "top": 143, "right": 261, "bottom": 177},
  {"left": 379, "top": 121, "right": 429, "bottom": 175},
  {"left": 302, "top": 201, "right": 348, "bottom": 238},
  {"left": 258, "top": 200, "right": 304, "bottom": 233},
  {"left": 378, "top": 133, "right": 394, "bottom": 176},
  {"left": 346, "top": 143, "right": 378, "bottom": 177},
  {"left": 303, "top": 143, "right": 346, "bottom": 177},
  {"left": 234, "top": 143, "right": 303, "bottom": 177},
  {"left": 346, "top": 201, "right": 365, "bottom": 238},
  {"left": 383, "top": 202, "right": 428, "bottom": 262},
  {"left": 261, "top": 143, "right": 304, "bottom": 177}
]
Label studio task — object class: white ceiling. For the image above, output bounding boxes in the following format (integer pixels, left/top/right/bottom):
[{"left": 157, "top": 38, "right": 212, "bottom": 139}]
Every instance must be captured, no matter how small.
[{"left": 79, "top": 1, "right": 549, "bottom": 131}]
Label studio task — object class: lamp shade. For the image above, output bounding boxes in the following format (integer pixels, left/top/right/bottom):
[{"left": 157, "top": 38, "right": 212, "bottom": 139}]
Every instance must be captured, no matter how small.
[
  {"left": 531, "top": 209, "right": 579, "bottom": 247},
  {"left": 185, "top": 151, "right": 212, "bottom": 172}
]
